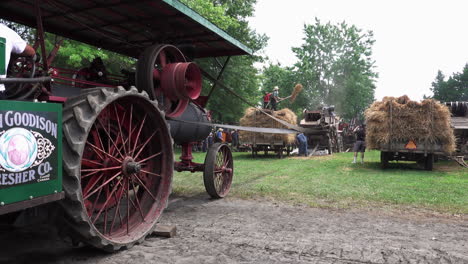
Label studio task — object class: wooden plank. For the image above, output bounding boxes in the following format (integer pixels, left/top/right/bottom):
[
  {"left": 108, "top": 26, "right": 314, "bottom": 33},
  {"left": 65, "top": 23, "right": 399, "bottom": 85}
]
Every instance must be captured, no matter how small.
[{"left": 152, "top": 224, "right": 177, "bottom": 238}]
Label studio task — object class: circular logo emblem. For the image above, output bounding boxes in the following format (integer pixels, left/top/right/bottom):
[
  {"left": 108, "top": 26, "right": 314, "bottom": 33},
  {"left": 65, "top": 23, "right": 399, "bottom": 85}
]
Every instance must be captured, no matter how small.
[{"left": 0, "top": 128, "right": 38, "bottom": 172}]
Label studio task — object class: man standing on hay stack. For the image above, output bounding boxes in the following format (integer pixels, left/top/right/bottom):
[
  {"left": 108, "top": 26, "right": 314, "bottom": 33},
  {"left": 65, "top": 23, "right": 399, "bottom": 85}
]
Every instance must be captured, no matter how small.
[
  {"left": 263, "top": 90, "right": 272, "bottom": 109},
  {"left": 352, "top": 124, "right": 366, "bottom": 164},
  {"left": 270, "top": 86, "right": 283, "bottom": 111}
]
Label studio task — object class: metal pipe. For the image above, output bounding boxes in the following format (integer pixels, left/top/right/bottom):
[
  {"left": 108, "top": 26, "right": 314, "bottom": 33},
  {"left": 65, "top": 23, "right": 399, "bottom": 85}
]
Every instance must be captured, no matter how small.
[{"left": 0, "top": 76, "right": 52, "bottom": 84}]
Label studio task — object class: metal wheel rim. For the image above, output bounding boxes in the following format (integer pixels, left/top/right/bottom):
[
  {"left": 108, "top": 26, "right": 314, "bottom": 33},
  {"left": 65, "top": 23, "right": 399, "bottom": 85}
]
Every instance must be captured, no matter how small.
[
  {"left": 212, "top": 145, "right": 233, "bottom": 196},
  {"left": 80, "top": 96, "right": 170, "bottom": 242}
]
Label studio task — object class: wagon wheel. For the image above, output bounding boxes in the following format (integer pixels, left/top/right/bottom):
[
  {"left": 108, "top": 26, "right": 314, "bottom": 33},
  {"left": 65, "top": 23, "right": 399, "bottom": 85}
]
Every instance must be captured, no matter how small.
[
  {"left": 424, "top": 154, "right": 434, "bottom": 171},
  {"left": 276, "top": 146, "right": 283, "bottom": 159},
  {"left": 251, "top": 146, "right": 257, "bottom": 158},
  {"left": 62, "top": 87, "right": 173, "bottom": 251},
  {"left": 203, "top": 143, "right": 233, "bottom": 198},
  {"left": 136, "top": 44, "right": 198, "bottom": 117},
  {"left": 380, "top": 151, "right": 389, "bottom": 169}
]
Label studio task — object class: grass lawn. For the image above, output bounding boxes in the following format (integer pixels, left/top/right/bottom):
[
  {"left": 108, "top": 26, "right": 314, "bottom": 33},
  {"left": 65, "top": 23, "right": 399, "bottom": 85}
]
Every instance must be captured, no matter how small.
[{"left": 172, "top": 149, "right": 468, "bottom": 214}]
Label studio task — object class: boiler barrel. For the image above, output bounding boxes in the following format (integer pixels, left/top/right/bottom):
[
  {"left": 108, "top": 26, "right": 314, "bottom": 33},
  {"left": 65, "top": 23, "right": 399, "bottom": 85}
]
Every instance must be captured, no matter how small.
[{"left": 167, "top": 102, "right": 212, "bottom": 144}]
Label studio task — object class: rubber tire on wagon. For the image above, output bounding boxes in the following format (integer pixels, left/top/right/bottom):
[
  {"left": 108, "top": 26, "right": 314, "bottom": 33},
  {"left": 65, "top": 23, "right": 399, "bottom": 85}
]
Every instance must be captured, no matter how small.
[
  {"left": 424, "top": 154, "right": 434, "bottom": 171},
  {"left": 380, "top": 151, "right": 389, "bottom": 169},
  {"left": 203, "top": 143, "right": 234, "bottom": 198},
  {"left": 61, "top": 87, "right": 173, "bottom": 251}
]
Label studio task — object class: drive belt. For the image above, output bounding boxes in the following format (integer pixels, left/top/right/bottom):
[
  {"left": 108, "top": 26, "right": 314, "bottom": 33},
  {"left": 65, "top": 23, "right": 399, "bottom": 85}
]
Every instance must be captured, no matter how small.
[
  {"left": 167, "top": 117, "right": 299, "bottom": 134},
  {"left": 200, "top": 68, "right": 307, "bottom": 133}
]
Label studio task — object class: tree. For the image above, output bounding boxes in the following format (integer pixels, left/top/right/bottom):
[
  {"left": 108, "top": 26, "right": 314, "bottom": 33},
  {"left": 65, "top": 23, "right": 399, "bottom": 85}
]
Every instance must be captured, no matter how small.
[
  {"left": 180, "top": 0, "right": 268, "bottom": 123},
  {"left": 290, "top": 19, "right": 377, "bottom": 120},
  {"left": 431, "top": 64, "right": 468, "bottom": 102}
]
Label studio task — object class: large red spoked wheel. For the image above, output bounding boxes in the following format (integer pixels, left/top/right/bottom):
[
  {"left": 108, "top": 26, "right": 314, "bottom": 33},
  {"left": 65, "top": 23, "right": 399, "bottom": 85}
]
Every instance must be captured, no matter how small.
[
  {"left": 203, "top": 143, "right": 234, "bottom": 198},
  {"left": 136, "top": 44, "right": 201, "bottom": 117},
  {"left": 62, "top": 87, "right": 173, "bottom": 251}
]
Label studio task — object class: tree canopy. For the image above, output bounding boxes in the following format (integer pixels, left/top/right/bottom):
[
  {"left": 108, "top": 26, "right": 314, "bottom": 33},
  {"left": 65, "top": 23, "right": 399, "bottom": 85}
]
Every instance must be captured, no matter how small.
[
  {"left": 262, "top": 19, "right": 377, "bottom": 120},
  {"left": 180, "top": 0, "right": 268, "bottom": 123},
  {"left": 430, "top": 64, "right": 468, "bottom": 102}
]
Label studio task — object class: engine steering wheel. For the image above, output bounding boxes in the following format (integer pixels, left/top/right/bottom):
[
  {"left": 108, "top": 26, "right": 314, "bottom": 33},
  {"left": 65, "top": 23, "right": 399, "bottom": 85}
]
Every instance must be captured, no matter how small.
[{"left": 5, "top": 55, "right": 38, "bottom": 100}]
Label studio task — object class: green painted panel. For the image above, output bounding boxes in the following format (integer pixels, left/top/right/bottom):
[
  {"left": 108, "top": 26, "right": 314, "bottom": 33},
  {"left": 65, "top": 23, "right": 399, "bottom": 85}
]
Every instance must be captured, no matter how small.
[
  {"left": 163, "top": 0, "right": 253, "bottom": 55},
  {"left": 0, "top": 101, "right": 62, "bottom": 206}
]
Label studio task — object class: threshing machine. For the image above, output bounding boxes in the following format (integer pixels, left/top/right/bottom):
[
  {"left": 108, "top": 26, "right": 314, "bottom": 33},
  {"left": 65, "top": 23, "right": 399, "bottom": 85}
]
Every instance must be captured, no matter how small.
[{"left": 299, "top": 106, "right": 343, "bottom": 155}]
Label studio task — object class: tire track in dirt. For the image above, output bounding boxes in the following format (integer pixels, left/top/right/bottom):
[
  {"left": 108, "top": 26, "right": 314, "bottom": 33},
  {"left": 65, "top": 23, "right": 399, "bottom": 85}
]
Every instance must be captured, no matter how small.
[{"left": 0, "top": 195, "right": 466, "bottom": 263}]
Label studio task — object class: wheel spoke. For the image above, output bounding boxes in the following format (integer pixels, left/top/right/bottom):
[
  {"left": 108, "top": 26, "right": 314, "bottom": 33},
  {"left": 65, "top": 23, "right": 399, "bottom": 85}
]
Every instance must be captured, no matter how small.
[
  {"left": 89, "top": 126, "right": 105, "bottom": 161},
  {"left": 81, "top": 170, "right": 101, "bottom": 179},
  {"left": 82, "top": 158, "right": 103, "bottom": 168},
  {"left": 82, "top": 173, "right": 104, "bottom": 198},
  {"left": 84, "top": 170, "right": 122, "bottom": 200},
  {"left": 97, "top": 118, "right": 125, "bottom": 160},
  {"left": 86, "top": 140, "right": 104, "bottom": 160},
  {"left": 130, "top": 177, "right": 146, "bottom": 221},
  {"left": 137, "top": 151, "right": 162, "bottom": 163},
  {"left": 81, "top": 166, "right": 121, "bottom": 172},
  {"left": 140, "top": 169, "right": 161, "bottom": 178},
  {"left": 87, "top": 141, "right": 122, "bottom": 163},
  {"left": 89, "top": 178, "right": 105, "bottom": 215},
  {"left": 132, "top": 173, "right": 158, "bottom": 201},
  {"left": 128, "top": 104, "right": 133, "bottom": 155},
  {"left": 92, "top": 177, "right": 123, "bottom": 224},
  {"left": 114, "top": 104, "right": 128, "bottom": 155},
  {"left": 132, "top": 114, "right": 148, "bottom": 155},
  {"left": 110, "top": 180, "right": 126, "bottom": 234},
  {"left": 134, "top": 130, "right": 158, "bottom": 160}
]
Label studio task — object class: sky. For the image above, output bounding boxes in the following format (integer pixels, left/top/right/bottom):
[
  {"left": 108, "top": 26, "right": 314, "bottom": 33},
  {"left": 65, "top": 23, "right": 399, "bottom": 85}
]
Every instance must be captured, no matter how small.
[{"left": 247, "top": 0, "right": 468, "bottom": 100}]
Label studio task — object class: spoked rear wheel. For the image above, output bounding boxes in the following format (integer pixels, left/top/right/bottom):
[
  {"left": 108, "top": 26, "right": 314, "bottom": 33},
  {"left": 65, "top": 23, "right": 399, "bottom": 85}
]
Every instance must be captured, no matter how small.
[
  {"left": 62, "top": 87, "right": 173, "bottom": 251},
  {"left": 203, "top": 143, "right": 233, "bottom": 198}
]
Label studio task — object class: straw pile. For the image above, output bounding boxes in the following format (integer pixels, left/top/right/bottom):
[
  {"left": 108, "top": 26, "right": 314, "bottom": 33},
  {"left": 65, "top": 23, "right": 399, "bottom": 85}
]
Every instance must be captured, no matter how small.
[
  {"left": 239, "top": 107, "right": 297, "bottom": 144},
  {"left": 365, "top": 95, "right": 455, "bottom": 153}
]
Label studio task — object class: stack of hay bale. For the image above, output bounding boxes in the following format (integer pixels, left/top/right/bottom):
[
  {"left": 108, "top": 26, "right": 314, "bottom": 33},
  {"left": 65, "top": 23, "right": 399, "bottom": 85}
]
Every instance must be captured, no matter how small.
[
  {"left": 239, "top": 107, "right": 297, "bottom": 144},
  {"left": 365, "top": 95, "right": 456, "bottom": 153}
]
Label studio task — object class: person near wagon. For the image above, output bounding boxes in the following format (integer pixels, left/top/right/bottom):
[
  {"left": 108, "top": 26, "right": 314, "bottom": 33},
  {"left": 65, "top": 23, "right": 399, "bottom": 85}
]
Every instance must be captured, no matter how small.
[
  {"left": 270, "top": 86, "right": 283, "bottom": 111},
  {"left": 263, "top": 90, "right": 272, "bottom": 109},
  {"left": 207, "top": 131, "right": 214, "bottom": 147},
  {"left": 215, "top": 128, "right": 224, "bottom": 143},
  {"left": 352, "top": 124, "right": 366, "bottom": 164},
  {"left": 231, "top": 129, "right": 239, "bottom": 151},
  {"left": 0, "top": 23, "right": 36, "bottom": 98},
  {"left": 296, "top": 133, "right": 308, "bottom": 156}
]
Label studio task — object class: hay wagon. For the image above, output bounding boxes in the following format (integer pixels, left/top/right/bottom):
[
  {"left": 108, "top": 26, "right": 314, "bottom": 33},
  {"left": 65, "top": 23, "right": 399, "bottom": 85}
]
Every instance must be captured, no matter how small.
[
  {"left": 239, "top": 108, "right": 296, "bottom": 159},
  {"left": 366, "top": 96, "right": 455, "bottom": 171},
  {"left": 0, "top": 0, "right": 252, "bottom": 251},
  {"left": 446, "top": 101, "right": 468, "bottom": 158},
  {"left": 249, "top": 139, "right": 293, "bottom": 159}
]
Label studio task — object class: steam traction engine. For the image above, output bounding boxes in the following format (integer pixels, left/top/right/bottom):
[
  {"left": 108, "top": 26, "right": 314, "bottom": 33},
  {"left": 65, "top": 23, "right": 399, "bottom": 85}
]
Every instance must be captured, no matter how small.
[{"left": 0, "top": 0, "right": 247, "bottom": 252}]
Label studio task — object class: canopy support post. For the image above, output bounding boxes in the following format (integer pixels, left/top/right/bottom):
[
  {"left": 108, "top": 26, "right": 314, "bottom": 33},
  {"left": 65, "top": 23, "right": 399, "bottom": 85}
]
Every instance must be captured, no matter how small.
[
  {"left": 205, "top": 56, "right": 231, "bottom": 101},
  {"left": 35, "top": 0, "right": 48, "bottom": 73}
]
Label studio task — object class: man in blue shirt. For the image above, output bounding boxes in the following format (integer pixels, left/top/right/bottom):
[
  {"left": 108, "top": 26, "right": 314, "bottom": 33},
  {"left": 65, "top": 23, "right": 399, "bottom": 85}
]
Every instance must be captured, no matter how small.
[
  {"left": 215, "top": 128, "right": 223, "bottom": 143},
  {"left": 296, "top": 133, "right": 308, "bottom": 156}
]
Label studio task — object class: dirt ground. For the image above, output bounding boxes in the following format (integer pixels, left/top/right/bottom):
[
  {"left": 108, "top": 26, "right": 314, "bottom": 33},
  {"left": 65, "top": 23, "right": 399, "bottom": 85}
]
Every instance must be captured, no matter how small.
[{"left": 0, "top": 195, "right": 467, "bottom": 264}]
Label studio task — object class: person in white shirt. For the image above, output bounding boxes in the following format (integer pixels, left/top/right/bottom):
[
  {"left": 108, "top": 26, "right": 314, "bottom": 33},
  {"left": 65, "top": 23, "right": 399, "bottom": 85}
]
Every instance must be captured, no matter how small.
[{"left": 0, "top": 23, "right": 36, "bottom": 96}]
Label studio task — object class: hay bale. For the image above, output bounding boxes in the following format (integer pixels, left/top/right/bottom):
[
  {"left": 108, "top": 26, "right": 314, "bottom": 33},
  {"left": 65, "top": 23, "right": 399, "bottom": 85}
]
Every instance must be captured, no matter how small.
[
  {"left": 239, "top": 107, "right": 297, "bottom": 145},
  {"left": 365, "top": 95, "right": 456, "bottom": 153}
]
